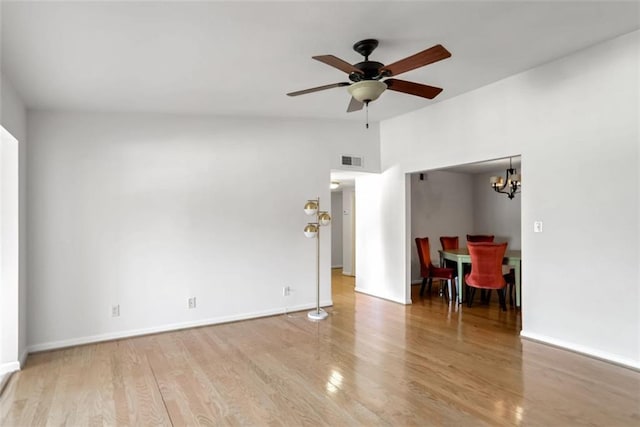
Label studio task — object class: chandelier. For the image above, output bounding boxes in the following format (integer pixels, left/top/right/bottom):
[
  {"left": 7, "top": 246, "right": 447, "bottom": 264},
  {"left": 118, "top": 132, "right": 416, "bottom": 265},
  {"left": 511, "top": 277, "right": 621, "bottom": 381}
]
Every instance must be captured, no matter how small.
[{"left": 490, "top": 158, "right": 521, "bottom": 199}]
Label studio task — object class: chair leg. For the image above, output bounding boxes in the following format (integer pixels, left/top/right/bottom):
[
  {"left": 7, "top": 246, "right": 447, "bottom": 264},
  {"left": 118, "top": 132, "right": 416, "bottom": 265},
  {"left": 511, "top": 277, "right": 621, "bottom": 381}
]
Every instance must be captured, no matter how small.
[
  {"left": 467, "top": 287, "right": 476, "bottom": 307},
  {"left": 509, "top": 283, "right": 514, "bottom": 307},
  {"left": 419, "top": 278, "right": 427, "bottom": 296},
  {"left": 427, "top": 278, "right": 433, "bottom": 295},
  {"left": 447, "top": 279, "right": 453, "bottom": 303},
  {"left": 485, "top": 290, "right": 492, "bottom": 305},
  {"left": 498, "top": 289, "right": 507, "bottom": 311}
]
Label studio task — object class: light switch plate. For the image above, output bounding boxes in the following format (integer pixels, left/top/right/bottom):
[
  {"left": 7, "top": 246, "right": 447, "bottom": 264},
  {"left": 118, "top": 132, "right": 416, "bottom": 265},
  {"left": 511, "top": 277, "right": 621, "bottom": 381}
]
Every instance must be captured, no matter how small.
[{"left": 534, "top": 221, "right": 543, "bottom": 233}]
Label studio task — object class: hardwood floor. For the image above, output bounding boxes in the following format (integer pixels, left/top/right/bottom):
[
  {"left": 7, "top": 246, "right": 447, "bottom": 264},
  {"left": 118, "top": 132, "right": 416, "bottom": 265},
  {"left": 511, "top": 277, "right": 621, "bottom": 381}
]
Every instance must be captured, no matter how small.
[{"left": 1, "top": 270, "right": 639, "bottom": 426}]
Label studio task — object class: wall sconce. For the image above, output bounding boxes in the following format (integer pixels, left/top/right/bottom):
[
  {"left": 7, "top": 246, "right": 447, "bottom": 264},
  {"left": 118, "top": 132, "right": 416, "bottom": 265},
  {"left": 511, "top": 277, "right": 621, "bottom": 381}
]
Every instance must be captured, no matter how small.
[
  {"left": 303, "top": 197, "right": 331, "bottom": 320},
  {"left": 490, "top": 157, "right": 521, "bottom": 199}
]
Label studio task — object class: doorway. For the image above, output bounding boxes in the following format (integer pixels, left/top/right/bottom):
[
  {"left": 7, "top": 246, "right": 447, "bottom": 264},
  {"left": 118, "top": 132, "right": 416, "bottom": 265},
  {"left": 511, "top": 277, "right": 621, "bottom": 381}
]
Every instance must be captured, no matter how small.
[
  {"left": 330, "top": 172, "right": 359, "bottom": 278},
  {"left": 408, "top": 156, "right": 523, "bottom": 328}
]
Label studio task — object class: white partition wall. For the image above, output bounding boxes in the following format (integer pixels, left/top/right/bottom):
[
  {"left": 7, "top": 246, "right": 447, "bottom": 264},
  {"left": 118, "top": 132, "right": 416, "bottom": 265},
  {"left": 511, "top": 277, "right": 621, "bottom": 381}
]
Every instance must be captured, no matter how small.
[
  {"left": 356, "top": 167, "right": 411, "bottom": 304},
  {"left": 357, "top": 31, "right": 640, "bottom": 368},
  {"left": 0, "top": 72, "right": 28, "bottom": 374},
  {"left": 0, "top": 127, "right": 19, "bottom": 377}
]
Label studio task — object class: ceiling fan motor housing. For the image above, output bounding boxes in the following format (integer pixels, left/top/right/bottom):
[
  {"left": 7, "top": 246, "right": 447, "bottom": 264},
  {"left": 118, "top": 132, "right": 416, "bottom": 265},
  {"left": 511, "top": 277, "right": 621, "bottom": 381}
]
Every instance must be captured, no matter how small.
[
  {"left": 350, "top": 39, "right": 385, "bottom": 82},
  {"left": 349, "top": 61, "right": 385, "bottom": 82}
]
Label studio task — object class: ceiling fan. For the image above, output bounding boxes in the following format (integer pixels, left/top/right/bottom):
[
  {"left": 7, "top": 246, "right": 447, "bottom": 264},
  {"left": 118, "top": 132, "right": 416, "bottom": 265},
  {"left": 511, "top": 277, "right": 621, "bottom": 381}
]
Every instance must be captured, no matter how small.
[{"left": 287, "top": 39, "right": 451, "bottom": 113}]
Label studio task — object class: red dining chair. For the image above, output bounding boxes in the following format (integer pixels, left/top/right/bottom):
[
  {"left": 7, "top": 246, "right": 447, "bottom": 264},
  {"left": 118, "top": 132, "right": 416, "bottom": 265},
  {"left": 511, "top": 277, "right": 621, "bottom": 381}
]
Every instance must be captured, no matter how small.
[
  {"left": 415, "top": 237, "right": 456, "bottom": 301},
  {"left": 465, "top": 242, "right": 509, "bottom": 311},
  {"left": 439, "top": 236, "right": 459, "bottom": 251},
  {"left": 439, "top": 236, "right": 459, "bottom": 270},
  {"left": 466, "top": 234, "right": 495, "bottom": 243},
  {"left": 466, "top": 236, "right": 516, "bottom": 305}
]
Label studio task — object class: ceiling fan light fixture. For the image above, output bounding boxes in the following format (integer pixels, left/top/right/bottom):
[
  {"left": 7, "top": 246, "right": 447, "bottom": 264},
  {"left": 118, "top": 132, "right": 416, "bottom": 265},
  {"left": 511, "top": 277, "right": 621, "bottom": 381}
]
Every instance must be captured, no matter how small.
[{"left": 348, "top": 80, "right": 387, "bottom": 103}]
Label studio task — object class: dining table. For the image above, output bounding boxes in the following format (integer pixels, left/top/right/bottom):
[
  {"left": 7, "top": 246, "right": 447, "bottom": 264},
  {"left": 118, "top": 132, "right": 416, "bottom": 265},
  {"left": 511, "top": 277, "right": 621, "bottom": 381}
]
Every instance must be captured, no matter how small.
[{"left": 439, "top": 248, "right": 522, "bottom": 307}]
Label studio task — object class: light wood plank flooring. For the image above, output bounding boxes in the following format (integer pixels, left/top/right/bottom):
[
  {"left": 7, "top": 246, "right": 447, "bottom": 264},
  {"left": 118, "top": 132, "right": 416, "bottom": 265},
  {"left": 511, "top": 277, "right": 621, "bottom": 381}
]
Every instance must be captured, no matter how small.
[{"left": 1, "top": 270, "right": 639, "bottom": 426}]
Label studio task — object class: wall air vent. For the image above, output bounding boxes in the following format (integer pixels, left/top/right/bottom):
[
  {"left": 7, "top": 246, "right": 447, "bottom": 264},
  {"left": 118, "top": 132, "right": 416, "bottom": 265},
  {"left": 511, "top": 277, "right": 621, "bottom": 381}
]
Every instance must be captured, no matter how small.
[{"left": 341, "top": 155, "right": 363, "bottom": 168}]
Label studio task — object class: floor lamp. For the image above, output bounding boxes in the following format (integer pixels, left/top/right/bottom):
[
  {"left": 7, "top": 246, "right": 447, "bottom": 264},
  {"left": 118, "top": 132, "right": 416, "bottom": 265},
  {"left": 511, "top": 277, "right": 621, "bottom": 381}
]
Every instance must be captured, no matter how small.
[{"left": 303, "top": 197, "right": 331, "bottom": 320}]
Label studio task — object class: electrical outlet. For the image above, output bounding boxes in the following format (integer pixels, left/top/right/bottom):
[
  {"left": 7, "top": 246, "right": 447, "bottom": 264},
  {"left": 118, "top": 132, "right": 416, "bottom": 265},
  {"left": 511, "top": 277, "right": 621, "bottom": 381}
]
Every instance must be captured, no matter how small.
[
  {"left": 283, "top": 286, "right": 291, "bottom": 296},
  {"left": 188, "top": 297, "right": 196, "bottom": 309},
  {"left": 111, "top": 304, "right": 120, "bottom": 317}
]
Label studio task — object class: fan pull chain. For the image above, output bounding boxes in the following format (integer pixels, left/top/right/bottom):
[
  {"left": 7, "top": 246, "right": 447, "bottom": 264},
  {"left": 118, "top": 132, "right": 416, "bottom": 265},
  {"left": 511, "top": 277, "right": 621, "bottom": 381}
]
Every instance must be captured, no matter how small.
[{"left": 365, "top": 101, "right": 369, "bottom": 129}]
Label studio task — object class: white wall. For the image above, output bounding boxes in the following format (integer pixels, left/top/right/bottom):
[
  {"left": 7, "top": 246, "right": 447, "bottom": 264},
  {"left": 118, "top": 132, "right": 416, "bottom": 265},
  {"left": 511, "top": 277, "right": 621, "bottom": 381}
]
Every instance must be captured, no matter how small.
[
  {"left": 0, "top": 127, "right": 19, "bottom": 377},
  {"left": 356, "top": 168, "right": 409, "bottom": 303},
  {"left": 26, "top": 112, "right": 380, "bottom": 350},
  {"left": 341, "top": 188, "right": 355, "bottom": 276},
  {"left": 472, "top": 170, "right": 522, "bottom": 250},
  {"left": 410, "top": 171, "right": 473, "bottom": 282},
  {"left": 0, "top": 72, "right": 27, "bottom": 374},
  {"left": 330, "top": 191, "right": 343, "bottom": 268},
  {"left": 357, "top": 31, "right": 639, "bottom": 367}
]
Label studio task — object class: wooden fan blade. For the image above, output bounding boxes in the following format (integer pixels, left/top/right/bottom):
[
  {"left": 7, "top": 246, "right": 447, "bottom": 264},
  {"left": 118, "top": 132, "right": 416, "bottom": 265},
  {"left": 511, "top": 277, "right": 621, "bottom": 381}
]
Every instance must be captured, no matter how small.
[
  {"left": 313, "top": 55, "right": 364, "bottom": 75},
  {"left": 347, "top": 97, "right": 364, "bottom": 112},
  {"left": 381, "top": 44, "right": 451, "bottom": 77},
  {"left": 385, "top": 79, "right": 443, "bottom": 99},
  {"left": 287, "top": 82, "right": 350, "bottom": 97}
]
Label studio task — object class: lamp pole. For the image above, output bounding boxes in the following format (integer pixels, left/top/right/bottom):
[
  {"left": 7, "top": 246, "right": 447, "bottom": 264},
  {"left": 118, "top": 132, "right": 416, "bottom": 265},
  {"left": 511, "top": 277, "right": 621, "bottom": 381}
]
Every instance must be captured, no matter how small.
[{"left": 314, "top": 211, "right": 321, "bottom": 317}]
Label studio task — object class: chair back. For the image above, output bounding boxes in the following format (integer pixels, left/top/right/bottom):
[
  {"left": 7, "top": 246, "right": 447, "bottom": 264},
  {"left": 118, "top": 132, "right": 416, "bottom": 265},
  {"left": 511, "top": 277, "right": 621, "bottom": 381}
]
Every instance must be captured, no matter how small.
[
  {"left": 439, "top": 236, "right": 459, "bottom": 251},
  {"left": 466, "top": 234, "right": 495, "bottom": 243},
  {"left": 415, "top": 237, "right": 433, "bottom": 277},
  {"left": 466, "top": 242, "right": 508, "bottom": 289}
]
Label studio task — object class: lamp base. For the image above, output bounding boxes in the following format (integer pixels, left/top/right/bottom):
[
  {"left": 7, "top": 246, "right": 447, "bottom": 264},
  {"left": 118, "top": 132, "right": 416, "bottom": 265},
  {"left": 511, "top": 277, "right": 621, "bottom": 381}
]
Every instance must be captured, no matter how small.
[{"left": 307, "top": 308, "right": 328, "bottom": 321}]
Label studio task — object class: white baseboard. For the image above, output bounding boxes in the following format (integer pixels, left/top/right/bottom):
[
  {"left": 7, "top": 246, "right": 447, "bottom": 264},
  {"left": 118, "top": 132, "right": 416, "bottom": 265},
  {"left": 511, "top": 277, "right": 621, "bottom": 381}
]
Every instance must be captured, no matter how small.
[
  {"left": 0, "top": 350, "right": 28, "bottom": 394},
  {"left": 331, "top": 264, "right": 343, "bottom": 269},
  {"left": 342, "top": 270, "right": 353, "bottom": 276},
  {"left": 520, "top": 330, "right": 640, "bottom": 371},
  {"left": 354, "top": 287, "right": 409, "bottom": 305},
  {"left": 27, "top": 301, "right": 334, "bottom": 353},
  {"left": 0, "top": 361, "right": 20, "bottom": 376}
]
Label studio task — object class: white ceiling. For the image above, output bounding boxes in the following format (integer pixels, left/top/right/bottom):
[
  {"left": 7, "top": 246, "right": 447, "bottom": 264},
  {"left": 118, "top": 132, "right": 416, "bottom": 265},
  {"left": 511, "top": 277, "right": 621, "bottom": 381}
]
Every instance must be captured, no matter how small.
[{"left": 1, "top": 1, "right": 639, "bottom": 123}]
